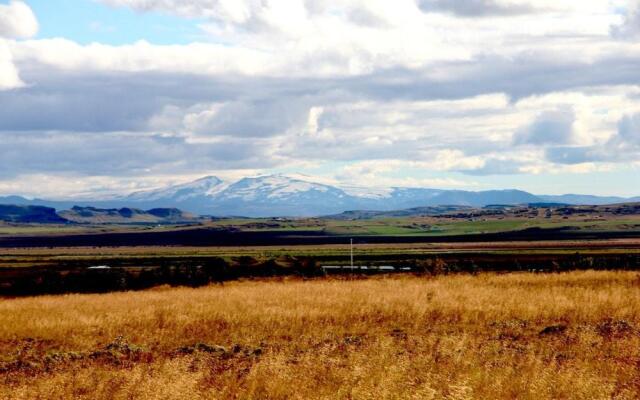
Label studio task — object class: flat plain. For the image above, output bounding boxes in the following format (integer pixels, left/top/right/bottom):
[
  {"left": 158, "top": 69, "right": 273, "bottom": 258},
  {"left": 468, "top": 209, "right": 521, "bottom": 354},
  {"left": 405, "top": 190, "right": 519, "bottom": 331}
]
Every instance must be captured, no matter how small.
[{"left": 2, "top": 271, "right": 640, "bottom": 399}]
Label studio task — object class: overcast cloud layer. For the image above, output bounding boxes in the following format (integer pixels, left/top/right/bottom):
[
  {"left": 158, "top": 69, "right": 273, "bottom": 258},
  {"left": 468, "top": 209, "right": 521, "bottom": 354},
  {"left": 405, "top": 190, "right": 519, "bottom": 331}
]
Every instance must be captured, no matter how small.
[{"left": 0, "top": 0, "right": 639, "bottom": 198}]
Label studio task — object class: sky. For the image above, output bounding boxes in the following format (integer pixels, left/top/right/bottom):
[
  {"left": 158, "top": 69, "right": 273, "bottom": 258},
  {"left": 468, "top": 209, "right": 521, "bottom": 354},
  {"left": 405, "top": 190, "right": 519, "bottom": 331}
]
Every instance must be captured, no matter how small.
[{"left": 0, "top": 0, "right": 639, "bottom": 198}]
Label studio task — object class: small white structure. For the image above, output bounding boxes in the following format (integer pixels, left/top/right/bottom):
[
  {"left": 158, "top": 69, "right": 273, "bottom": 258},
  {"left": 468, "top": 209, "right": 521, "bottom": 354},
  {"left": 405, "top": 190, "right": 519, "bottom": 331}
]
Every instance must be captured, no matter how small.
[{"left": 88, "top": 265, "right": 111, "bottom": 270}]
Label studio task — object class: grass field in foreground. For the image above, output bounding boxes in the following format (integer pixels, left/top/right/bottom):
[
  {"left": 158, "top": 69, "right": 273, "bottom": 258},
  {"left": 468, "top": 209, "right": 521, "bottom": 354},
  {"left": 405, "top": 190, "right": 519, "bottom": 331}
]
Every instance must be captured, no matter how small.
[{"left": 2, "top": 271, "right": 640, "bottom": 399}]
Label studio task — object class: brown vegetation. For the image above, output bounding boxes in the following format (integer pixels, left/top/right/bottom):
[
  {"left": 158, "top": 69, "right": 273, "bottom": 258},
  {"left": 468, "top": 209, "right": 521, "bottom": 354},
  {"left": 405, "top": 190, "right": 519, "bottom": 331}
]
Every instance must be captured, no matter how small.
[{"left": 2, "top": 271, "right": 640, "bottom": 399}]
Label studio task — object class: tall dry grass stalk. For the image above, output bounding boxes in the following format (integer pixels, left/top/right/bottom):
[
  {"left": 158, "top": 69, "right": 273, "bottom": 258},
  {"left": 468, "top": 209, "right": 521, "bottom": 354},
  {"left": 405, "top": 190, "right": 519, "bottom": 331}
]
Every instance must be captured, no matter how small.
[{"left": 1, "top": 271, "right": 640, "bottom": 399}]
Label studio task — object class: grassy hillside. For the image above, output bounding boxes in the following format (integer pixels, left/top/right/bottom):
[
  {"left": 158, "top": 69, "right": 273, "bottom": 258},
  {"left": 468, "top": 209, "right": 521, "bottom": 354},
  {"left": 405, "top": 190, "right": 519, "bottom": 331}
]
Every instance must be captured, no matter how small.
[
  {"left": 0, "top": 205, "right": 66, "bottom": 224},
  {"left": 59, "top": 206, "right": 198, "bottom": 224},
  {"left": 1, "top": 272, "right": 639, "bottom": 399}
]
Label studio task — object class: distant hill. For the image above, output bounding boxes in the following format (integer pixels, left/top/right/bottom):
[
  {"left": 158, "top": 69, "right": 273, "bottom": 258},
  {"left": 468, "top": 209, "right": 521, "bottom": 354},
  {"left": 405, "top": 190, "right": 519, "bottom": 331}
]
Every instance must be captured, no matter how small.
[
  {"left": 58, "top": 206, "right": 197, "bottom": 224},
  {"left": 0, "top": 205, "right": 67, "bottom": 224},
  {"left": 325, "top": 202, "right": 640, "bottom": 220},
  {"left": 539, "top": 194, "right": 640, "bottom": 205},
  {"left": 2, "top": 174, "right": 639, "bottom": 217},
  {"left": 324, "top": 206, "right": 477, "bottom": 220}
]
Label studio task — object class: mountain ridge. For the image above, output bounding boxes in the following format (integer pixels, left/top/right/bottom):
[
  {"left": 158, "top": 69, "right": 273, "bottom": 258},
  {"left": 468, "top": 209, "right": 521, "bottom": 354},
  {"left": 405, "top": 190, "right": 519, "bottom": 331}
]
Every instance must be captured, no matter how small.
[
  {"left": 59, "top": 206, "right": 198, "bottom": 224},
  {"left": 1, "top": 174, "right": 639, "bottom": 217}
]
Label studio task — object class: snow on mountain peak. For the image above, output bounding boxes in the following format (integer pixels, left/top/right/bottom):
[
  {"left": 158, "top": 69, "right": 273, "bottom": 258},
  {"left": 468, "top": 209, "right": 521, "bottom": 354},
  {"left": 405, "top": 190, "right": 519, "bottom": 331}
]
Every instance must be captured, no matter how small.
[
  {"left": 182, "top": 176, "right": 227, "bottom": 196},
  {"left": 340, "top": 184, "right": 393, "bottom": 199},
  {"left": 220, "top": 174, "right": 336, "bottom": 201},
  {"left": 126, "top": 176, "right": 226, "bottom": 201},
  {"left": 35, "top": 173, "right": 634, "bottom": 217}
]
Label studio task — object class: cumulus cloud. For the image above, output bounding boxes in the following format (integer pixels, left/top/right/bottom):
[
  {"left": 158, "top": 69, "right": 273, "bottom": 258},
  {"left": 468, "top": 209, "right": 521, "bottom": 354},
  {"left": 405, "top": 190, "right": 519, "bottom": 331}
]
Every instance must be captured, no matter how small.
[
  {"left": 101, "top": 0, "right": 577, "bottom": 22},
  {"left": 0, "top": 0, "right": 37, "bottom": 39},
  {"left": 545, "top": 146, "right": 603, "bottom": 165},
  {"left": 181, "top": 99, "right": 312, "bottom": 138},
  {"left": 0, "top": 1, "right": 37, "bottom": 90},
  {"left": 334, "top": 159, "right": 478, "bottom": 188},
  {"left": 545, "top": 113, "right": 640, "bottom": 165},
  {"left": 616, "top": 113, "right": 640, "bottom": 144},
  {"left": 10, "top": 39, "right": 275, "bottom": 76},
  {"left": 0, "top": 40, "right": 22, "bottom": 89},
  {"left": 461, "top": 158, "right": 525, "bottom": 175},
  {"left": 0, "top": 130, "right": 281, "bottom": 180},
  {"left": 100, "top": 0, "right": 253, "bottom": 21},
  {"left": 100, "top": 0, "right": 411, "bottom": 26},
  {"left": 611, "top": 1, "right": 640, "bottom": 39},
  {"left": 417, "top": 0, "right": 538, "bottom": 17},
  {"left": 1, "top": 0, "right": 640, "bottom": 194},
  {"left": 513, "top": 108, "right": 575, "bottom": 146}
]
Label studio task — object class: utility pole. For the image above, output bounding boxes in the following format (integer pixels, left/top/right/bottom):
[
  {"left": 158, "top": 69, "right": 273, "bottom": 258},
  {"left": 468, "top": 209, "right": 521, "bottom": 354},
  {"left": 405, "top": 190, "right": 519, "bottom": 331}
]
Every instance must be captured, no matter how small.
[{"left": 350, "top": 238, "right": 354, "bottom": 271}]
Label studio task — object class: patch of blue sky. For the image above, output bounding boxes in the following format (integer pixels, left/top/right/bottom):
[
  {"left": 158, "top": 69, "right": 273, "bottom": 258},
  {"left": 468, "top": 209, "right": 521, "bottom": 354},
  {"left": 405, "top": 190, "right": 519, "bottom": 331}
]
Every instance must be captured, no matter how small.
[{"left": 23, "top": 0, "right": 207, "bottom": 45}]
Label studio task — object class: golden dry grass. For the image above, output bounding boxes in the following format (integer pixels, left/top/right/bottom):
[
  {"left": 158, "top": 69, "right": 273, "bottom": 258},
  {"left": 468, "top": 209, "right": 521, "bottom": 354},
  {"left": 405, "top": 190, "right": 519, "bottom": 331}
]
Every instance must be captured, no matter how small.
[{"left": 1, "top": 271, "right": 640, "bottom": 399}]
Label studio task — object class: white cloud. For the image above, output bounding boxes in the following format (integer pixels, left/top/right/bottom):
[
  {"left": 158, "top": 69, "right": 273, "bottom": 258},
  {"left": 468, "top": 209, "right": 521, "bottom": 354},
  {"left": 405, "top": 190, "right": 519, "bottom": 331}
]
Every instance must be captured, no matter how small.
[
  {"left": 0, "top": 1, "right": 37, "bottom": 91},
  {"left": 2, "top": 0, "right": 640, "bottom": 196},
  {"left": 131, "top": 85, "right": 640, "bottom": 182},
  {"left": 613, "top": 113, "right": 640, "bottom": 145},
  {"left": 8, "top": 0, "right": 640, "bottom": 82},
  {"left": 334, "top": 159, "right": 479, "bottom": 188},
  {"left": 10, "top": 39, "right": 276, "bottom": 76},
  {"left": 611, "top": 0, "right": 640, "bottom": 38},
  {"left": 0, "top": 0, "right": 37, "bottom": 39},
  {"left": 513, "top": 108, "right": 575, "bottom": 145},
  {"left": 0, "top": 40, "right": 22, "bottom": 89}
]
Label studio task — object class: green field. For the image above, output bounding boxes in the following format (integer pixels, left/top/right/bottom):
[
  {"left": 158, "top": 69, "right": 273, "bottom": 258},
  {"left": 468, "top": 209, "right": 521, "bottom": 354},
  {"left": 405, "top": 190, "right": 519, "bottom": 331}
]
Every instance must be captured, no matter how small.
[
  {"left": 225, "top": 216, "right": 640, "bottom": 236},
  {"left": 0, "top": 223, "right": 193, "bottom": 236},
  {"left": 2, "top": 214, "right": 640, "bottom": 238}
]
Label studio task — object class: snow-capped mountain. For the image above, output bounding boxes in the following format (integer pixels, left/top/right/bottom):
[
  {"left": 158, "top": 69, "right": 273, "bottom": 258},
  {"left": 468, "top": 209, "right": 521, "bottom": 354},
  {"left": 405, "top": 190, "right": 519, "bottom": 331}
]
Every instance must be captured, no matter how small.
[
  {"left": 3, "top": 174, "right": 639, "bottom": 217},
  {"left": 211, "top": 175, "right": 358, "bottom": 216},
  {"left": 117, "top": 174, "right": 559, "bottom": 216},
  {"left": 126, "top": 176, "right": 227, "bottom": 202},
  {"left": 216, "top": 175, "right": 337, "bottom": 201},
  {"left": 125, "top": 174, "right": 358, "bottom": 217}
]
